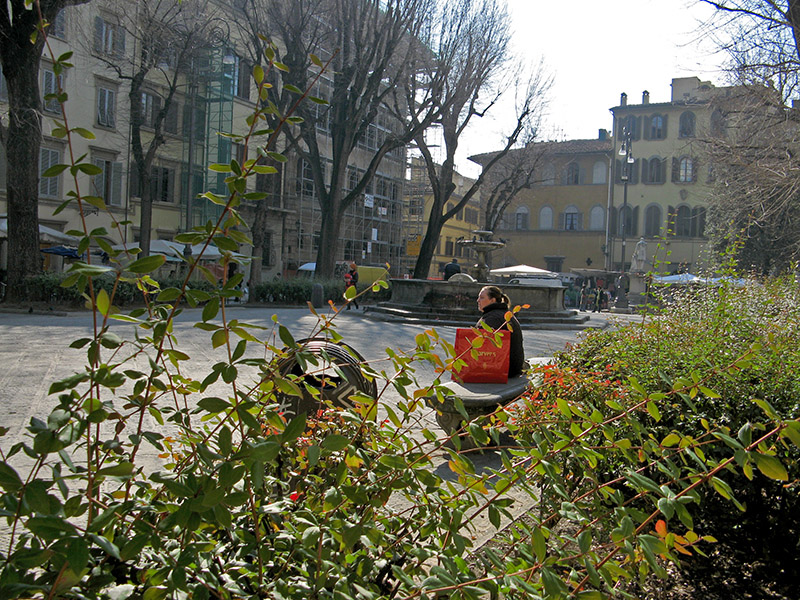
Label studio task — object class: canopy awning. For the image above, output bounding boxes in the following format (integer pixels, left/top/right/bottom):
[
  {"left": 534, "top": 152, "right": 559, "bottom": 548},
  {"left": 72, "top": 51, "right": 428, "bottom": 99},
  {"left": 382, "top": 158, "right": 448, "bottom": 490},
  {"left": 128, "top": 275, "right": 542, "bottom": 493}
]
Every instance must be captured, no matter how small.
[
  {"left": 0, "top": 218, "right": 78, "bottom": 245},
  {"left": 111, "top": 240, "right": 246, "bottom": 263},
  {"left": 490, "top": 264, "right": 557, "bottom": 277}
]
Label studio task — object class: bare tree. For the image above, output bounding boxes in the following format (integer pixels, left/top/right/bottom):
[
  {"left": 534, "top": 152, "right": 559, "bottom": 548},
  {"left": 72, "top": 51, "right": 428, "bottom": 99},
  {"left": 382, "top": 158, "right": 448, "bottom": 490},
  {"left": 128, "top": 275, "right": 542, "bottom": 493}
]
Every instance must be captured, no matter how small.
[
  {"left": 237, "top": 0, "right": 438, "bottom": 281},
  {"left": 698, "top": 1, "right": 800, "bottom": 271},
  {"left": 0, "top": 0, "right": 90, "bottom": 301},
  {"left": 89, "top": 0, "right": 219, "bottom": 257},
  {"left": 473, "top": 140, "right": 547, "bottom": 233},
  {"left": 406, "top": 0, "right": 550, "bottom": 279}
]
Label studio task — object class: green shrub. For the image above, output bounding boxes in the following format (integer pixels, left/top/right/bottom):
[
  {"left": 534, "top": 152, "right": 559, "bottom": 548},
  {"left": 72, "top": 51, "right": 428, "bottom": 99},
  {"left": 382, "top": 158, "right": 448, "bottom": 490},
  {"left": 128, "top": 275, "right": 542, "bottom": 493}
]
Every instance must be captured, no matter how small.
[{"left": 512, "top": 276, "right": 800, "bottom": 597}]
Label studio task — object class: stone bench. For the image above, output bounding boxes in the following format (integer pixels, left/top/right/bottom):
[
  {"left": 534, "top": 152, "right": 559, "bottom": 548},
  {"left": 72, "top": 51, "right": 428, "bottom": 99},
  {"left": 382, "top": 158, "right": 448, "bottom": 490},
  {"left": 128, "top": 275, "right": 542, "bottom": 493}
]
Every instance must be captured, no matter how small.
[{"left": 425, "top": 375, "right": 531, "bottom": 435}]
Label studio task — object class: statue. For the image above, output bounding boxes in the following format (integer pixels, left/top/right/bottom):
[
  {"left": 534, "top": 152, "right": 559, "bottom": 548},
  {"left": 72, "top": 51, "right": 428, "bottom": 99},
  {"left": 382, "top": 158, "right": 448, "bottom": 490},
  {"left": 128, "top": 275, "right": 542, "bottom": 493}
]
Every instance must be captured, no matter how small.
[{"left": 630, "top": 237, "right": 647, "bottom": 272}]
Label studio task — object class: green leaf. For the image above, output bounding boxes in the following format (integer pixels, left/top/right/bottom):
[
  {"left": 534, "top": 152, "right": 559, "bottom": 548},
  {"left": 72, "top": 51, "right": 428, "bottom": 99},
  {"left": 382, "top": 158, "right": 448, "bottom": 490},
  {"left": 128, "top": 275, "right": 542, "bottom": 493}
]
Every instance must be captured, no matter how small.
[
  {"left": 96, "top": 288, "right": 110, "bottom": 316},
  {"left": 127, "top": 254, "right": 166, "bottom": 274},
  {"left": 532, "top": 527, "right": 546, "bottom": 562},
  {"left": 646, "top": 401, "right": 661, "bottom": 421},
  {"left": 71, "top": 127, "right": 96, "bottom": 140},
  {"left": 42, "top": 163, "right": 68, "bottom": 177},
  {"left": 282, "top": 414, "right": 307, "bottom": 444},
  {"left": 753, "top": 452, "right": 788, "bottom": 481},
  {"left": 198, "top": 397, "right": 230, "bottom": 413},
  {"left": 321, "top": 434, "right": 350, "bottom": 452}
]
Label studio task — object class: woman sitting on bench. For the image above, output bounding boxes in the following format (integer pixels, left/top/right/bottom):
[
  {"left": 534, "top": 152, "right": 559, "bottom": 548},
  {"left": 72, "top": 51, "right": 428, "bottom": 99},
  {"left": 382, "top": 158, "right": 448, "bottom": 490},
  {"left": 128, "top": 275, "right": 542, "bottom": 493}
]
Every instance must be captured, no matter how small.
[{"left": 476, "top": 286, "right": 525, "bottom": 378}]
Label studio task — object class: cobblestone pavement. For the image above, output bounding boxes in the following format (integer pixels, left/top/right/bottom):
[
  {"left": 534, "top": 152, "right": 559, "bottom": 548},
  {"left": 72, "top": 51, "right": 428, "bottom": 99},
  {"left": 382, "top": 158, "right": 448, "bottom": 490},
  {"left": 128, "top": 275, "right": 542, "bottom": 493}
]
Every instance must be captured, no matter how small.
[{"left": 0, "top": 305, "right": 643, "bottom": 548}]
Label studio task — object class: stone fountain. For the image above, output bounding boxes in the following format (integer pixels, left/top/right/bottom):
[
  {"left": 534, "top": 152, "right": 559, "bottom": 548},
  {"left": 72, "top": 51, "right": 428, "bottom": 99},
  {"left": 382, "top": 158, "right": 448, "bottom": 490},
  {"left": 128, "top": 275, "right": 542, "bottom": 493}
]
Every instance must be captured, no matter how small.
[
  {"left": 363, "top": 229, "right": 590, "bottom": 328},
  {"left": 457, "top": 229, "right": 505, "bottom": 282}
]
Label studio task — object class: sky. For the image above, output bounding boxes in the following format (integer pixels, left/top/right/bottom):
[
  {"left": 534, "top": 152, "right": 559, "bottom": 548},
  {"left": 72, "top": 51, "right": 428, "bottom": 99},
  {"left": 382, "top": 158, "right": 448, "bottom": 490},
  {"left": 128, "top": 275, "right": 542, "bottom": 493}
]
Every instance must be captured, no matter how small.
[{"left": 455, "top": 0, "right": 728, "bottom": 177}]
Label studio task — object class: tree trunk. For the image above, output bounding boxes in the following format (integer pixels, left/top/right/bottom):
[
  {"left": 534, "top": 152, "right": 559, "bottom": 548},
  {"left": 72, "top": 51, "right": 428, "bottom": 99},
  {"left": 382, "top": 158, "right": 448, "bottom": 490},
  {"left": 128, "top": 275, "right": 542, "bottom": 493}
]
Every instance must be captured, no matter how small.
[
  {"left": 4, "top": 44, "right": 44, "bottom": 301},
  {"left": 315, "top": 200, "right": 343, "bottom": 279},
  {"left": 412, "top": 211, "right": 444, "bottom": 279}
]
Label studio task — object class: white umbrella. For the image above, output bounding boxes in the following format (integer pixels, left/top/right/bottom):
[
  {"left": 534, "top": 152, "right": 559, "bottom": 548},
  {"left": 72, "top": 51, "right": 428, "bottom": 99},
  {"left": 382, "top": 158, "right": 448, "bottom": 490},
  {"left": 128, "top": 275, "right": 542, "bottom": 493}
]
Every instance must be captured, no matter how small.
[
  {"left": 489, "top": 264, "right": 557, "bottom": 277},
  {"left": 111, "top": 240, "right": 243, "bottom": 262}
]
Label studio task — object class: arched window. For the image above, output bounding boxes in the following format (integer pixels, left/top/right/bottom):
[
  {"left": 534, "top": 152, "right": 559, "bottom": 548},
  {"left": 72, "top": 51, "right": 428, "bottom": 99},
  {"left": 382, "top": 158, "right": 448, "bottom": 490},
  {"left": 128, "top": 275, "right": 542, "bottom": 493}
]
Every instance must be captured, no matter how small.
[
  {"left": 592, "top": 160, "right": 606, "bottom": 184},
  {"left": 679, "top": 111, "right": 696, "bottom": 138},
  {"left": 710, "top": 109, "right": 725, "bottom": 136},
  {"left": 563, "top": 205, "right": 581, "bottom": 230},
  {"left": 676, "top": 205, "right": 691, "bottom": 237},
  {"left": 539, "top": 206, "right": 553, "bottom": 230},
  {"left": 645, "top": 157, "right": 664, "bottom": 184},
  {"left": 565, "top": 162, "right": 580, "bottom": 185},
  {"left": 515, "top": 206, "right": 529, "bottom": 230},
  {"left": 645, "top": 205, "right": 662, "bottom": 237},
  {"left": 679, "top": 157, "right": 693, "bottom": 182},
  {"left": 650, "top": 115, "right": 664, "bottom": 139},
  {"left": 692, "top": 206, "right": 707, "bottom": 237},
  {"left": 589, "top": 205, "right": 605, "bottom": 231}
]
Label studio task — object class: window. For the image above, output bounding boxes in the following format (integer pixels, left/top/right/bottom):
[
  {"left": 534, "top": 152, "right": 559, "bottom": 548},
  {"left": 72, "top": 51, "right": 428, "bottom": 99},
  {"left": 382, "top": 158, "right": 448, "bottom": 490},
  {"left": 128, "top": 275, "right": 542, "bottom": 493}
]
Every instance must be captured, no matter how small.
[
  {"left": 93, "top": 16, "right": 125, "bottom": 57},
  {"left": 675, "top": 205, "right": 691, "bottom": 237},
  {"left": 563, "top": 206, "right": 580, "bottom": 230},
  {"left": 679, "top": 111, "right": 696, "bottom": 138},
  {"left": 565, "top": 162, "right": 580, "bottom": 185},
  {"left": 644, "top": 157, "right": 664, "bottom": 184},
  {"left": 515, "top": 206, "right": 529, "bottom": 230},
  {"left": 50, "top": 9, "right": 67, "bottom": 39},
  {"left": 645, "top": 205, "right": 661, "bottom": 237},
  {"left": 229, "top": 55, "right": 251, "bottom": 100},
  {"left": 618, "top": 205, "right": 633, "bottom": 237},
  {"left": 96, "top": 86, "right": 116, "bottom": 128},
  {"left": 589, "top": 205, "right": 605, "bottom": 231},
  {"left": 679, "top": 157, "right": 693, "bottom": 182},
  {"left": 409, "top": 197, "right": 423, "bottom": 216},
  {"left": 542, "top": 163, "right": 555, "bottom": 185},
  {"left": 691, "top": 206, "right": 706, "bottom": 237},
  {"left": 140, "top": 91, "right": 162, "bottom": 128},
  {"left": 647, "top": 115, "right": 666, "bottom": 139},
  {"left": 592, "top": 160, "right": 606, "bottom": 184},
  {"left": 39, "top": 147, "right": 61, "bottom": 198},
  {"left": 539, "top": 206, "right": 553, "bottom": 230},
  {"left": 182, "top": 104, "right": 205, "bottom": 139},
  {"left": 92, "top": 157, "right": 123, "bottom": 206},
  {"left": 151, "top": 166, "right": 175, "bottom": 203},
  {"left": 42, "top": 68, "right": 63, "bottom": 114},
  {"left": 710, "top": 109, "right": 725, "bottom": 136}
]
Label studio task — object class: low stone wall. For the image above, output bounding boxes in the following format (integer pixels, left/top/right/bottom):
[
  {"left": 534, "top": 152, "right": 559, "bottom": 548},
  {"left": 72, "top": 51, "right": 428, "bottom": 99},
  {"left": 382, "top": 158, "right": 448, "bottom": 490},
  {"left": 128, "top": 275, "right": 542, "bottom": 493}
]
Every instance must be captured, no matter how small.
[{"left": 388, "top": 278, "right": 565, "bottom": 313}]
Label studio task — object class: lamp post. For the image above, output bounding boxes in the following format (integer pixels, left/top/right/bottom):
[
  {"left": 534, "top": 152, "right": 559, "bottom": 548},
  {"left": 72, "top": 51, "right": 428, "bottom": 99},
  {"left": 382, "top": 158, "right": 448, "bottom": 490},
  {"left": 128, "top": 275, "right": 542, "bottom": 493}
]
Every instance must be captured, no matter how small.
[{"left": 614, "top": 126, "right": 634, "bottom": 309}]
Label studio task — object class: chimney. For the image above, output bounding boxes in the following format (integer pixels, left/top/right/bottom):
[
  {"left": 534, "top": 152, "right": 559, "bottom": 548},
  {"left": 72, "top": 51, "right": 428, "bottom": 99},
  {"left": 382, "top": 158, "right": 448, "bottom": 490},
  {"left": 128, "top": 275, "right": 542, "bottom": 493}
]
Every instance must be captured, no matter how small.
[
  {"left": 642, "top": 90, "right": 650, "bottom": 104},
  {"left": 598, "top": 129, "right": 608, "bottom": 140},
  {"left": 620, "top": 92, "right": 627, "bottom": 106}
]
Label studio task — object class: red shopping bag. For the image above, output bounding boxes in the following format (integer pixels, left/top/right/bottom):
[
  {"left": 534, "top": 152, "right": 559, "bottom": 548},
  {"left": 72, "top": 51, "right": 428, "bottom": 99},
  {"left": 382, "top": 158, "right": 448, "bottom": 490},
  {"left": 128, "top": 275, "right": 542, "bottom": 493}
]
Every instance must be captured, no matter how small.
[{"left": 451, "top": 328, "right": 510, "bottom": 384}]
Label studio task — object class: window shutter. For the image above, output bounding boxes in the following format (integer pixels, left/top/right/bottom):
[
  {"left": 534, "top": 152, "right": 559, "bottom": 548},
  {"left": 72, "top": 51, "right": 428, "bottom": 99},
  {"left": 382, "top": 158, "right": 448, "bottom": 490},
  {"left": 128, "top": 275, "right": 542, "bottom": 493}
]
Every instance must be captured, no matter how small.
[
  {"left": 558, "top": 212, "right": 565, "bottom": 230},
  {"left": 661, "top": 114, "right": 668, "bottom": 137},
  {"left": 667, "top": 205, "right": 676, "bottom": 236},
  {"left": 576, "top": 213, "right": 584, "bottom": 230},
  {"left": 610, "top": 207, "right": 617, "bottom": 235},
  {"left": 632, "top": 206, "right": 640, "bottom": 236},
  {"left": 93, "top": 17, "right": 103, "bottom": 53},
  {"left": 634, "top": 116, "right": 642, "bottom": 140},
  {"left": 641, "top": 160, "right": 649, "bottom": 184},
  {"left": 614, "top": 159, "right": 622, "bottom": 183},
  {"left": 111, "top": 161, "right": 122, "bottom": 206},
  {"left": 671, "top": 157, "right": 679, "bottom": 182},
  {"left": 114, "top": 27, "right": 125, "bottom": 57},
  {"left": 643, "top": 116, "right": 651, "bottom": 140},
  {"left": 167, "top": 168, "right": 175, "bottom": 202},
  {"left": 659, "top": 158, "right": 666, "bottom": 184},
  {"left": 630, "top": 159, "right": 639, "bottom": 185},
  {"left": 97, "top": 89, "right": 104, "bottom": 125},
  {"left": 130, "top": 164, "right": 140, "bottom": 196},
  {"left": 93, "top": 159, "right": 105, "bottom": 198},
  {"left": 692, "top": 158, "right": 699, "bottom": 182}
]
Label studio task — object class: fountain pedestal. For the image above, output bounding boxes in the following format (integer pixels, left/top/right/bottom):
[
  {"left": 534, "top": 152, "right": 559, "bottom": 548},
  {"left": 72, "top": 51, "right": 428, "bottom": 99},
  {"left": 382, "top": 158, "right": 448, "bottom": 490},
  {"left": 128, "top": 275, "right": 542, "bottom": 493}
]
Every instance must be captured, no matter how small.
[{"left": 458, "top": 230, "right": 504, "bottom": 282}]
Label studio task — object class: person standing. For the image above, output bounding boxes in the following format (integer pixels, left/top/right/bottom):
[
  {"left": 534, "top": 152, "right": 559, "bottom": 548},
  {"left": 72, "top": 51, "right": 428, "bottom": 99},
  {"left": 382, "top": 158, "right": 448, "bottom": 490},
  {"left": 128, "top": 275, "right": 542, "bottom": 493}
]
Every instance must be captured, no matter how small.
[
  {"left": 476, "top": 285, "right": 525, "bottom": 377},
  {"left": 443, "top": 258, "right": 461, "bottom": 281},
  {"left": 345, "top": 262, "right": 359, "bottom": 310}
]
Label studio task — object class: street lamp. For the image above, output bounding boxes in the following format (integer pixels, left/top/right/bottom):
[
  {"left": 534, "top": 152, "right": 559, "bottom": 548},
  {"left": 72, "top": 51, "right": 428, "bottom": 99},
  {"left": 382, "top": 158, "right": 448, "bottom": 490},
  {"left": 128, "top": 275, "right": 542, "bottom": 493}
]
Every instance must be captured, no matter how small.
[{"left": 615, "top": 126, "right": 634, "bottom": 309}]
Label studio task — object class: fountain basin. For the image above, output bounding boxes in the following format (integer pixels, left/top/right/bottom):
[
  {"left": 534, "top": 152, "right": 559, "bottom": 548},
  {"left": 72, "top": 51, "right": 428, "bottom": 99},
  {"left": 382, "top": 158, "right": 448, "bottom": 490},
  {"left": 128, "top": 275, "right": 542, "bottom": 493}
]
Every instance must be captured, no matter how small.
[{"left": 364, "top": 278, "right": 590, "bottom": 329}]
